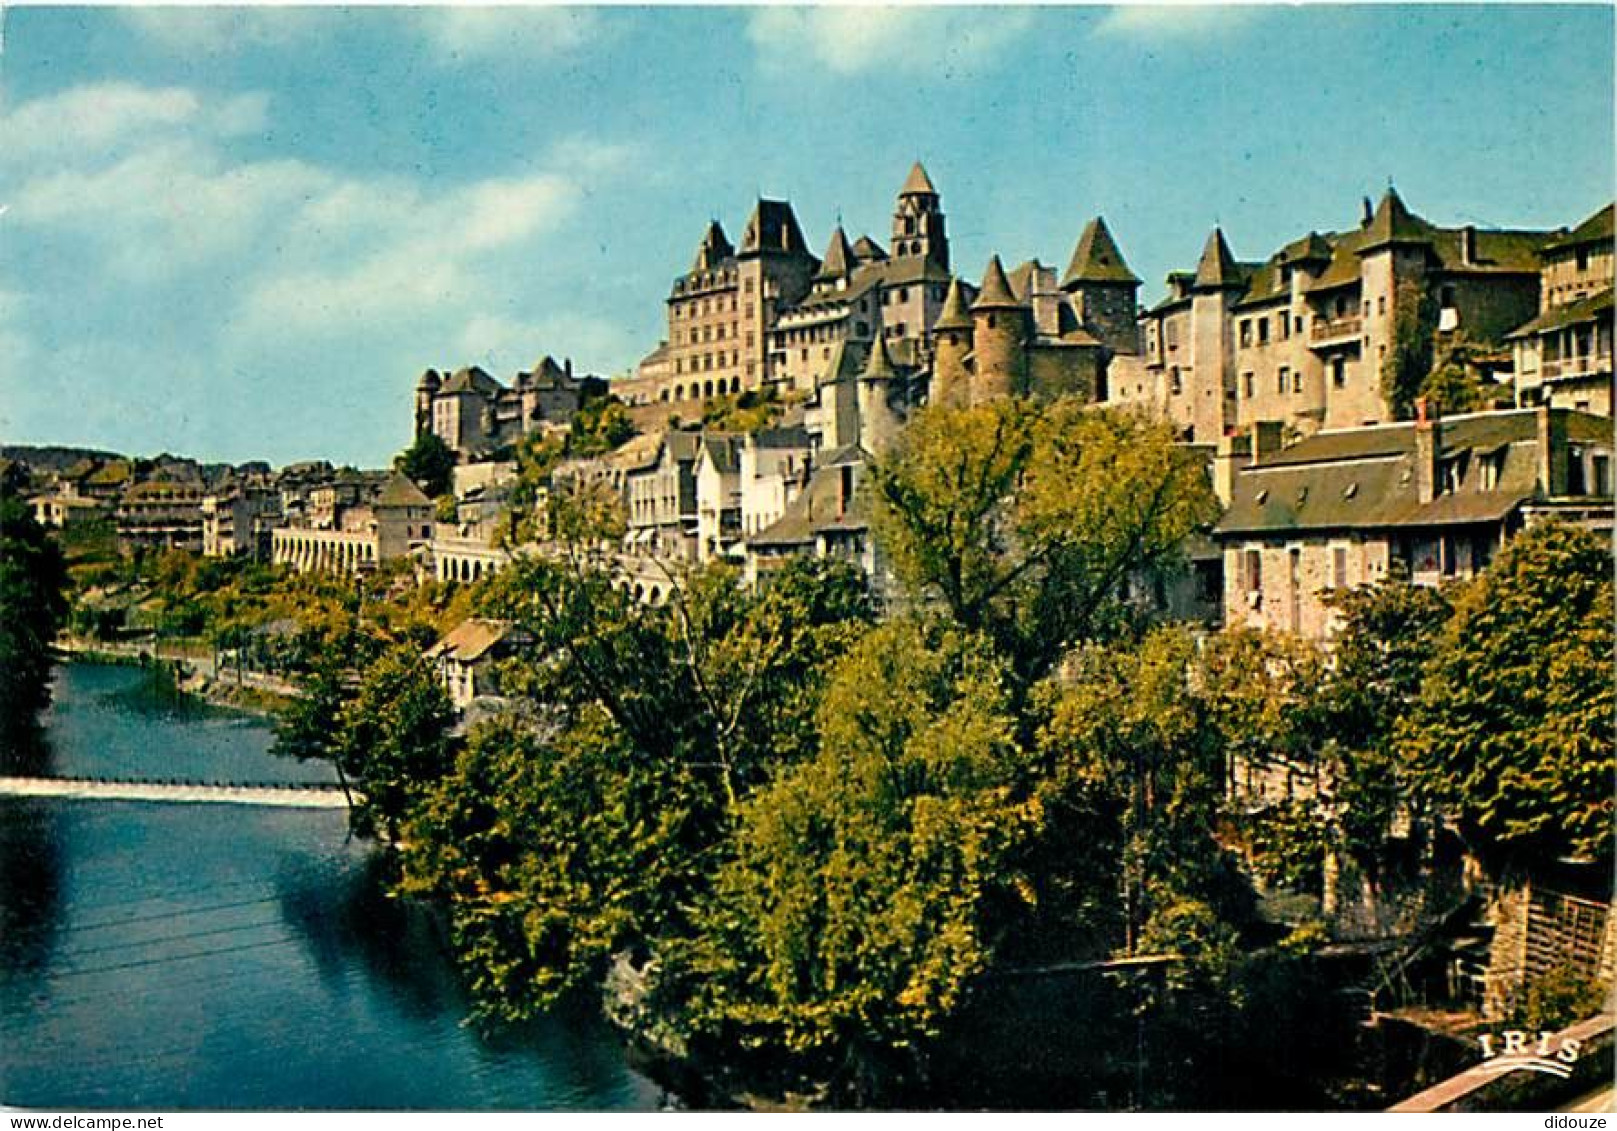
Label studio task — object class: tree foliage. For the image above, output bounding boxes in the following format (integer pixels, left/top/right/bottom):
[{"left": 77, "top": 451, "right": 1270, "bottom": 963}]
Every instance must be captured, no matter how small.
[
  {"left": 871, "top": 398, "right": 1218, "bottom": 684},
  {"left": 1398, "top": 522, "right": 1614, "bottom": 864},
  {"left": 395, "top": 431, "right": 457, "bottom": 499},
  {"left": 1380, "top": 279, "right": 1438, "bottom": 419},
  {"left": 0, "top": 491, "right": 69, "bottom": 735}
]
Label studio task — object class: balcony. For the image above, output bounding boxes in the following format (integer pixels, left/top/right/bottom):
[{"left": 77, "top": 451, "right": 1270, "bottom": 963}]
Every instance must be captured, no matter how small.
[
  {"left": 1309, "top": 316, "right": 1363, "bottom": 347},
  {"left": 1540, "top": 353, "right": 1612, "bottom": 382}
]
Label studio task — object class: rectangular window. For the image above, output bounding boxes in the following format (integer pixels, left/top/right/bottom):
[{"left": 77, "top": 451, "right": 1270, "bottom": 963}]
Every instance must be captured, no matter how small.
[
  {"left": 1258, "top": 318, "right": 1269, "bottom": 344},
  {"left": 1331, "top": 546, "right": 1348, "bottom": 589},
  {"left": 1593, "top": 453, "right": 1611, "bottom": 496},
  {"left": 1245, "top": 548, "right": 1262, "bottom": 593},
  {"left": 1166, "top": 322, "right": 1179, "bottom": 349},
  {"left": 1243, "top": 372, "right": 1254, "bottom": 399},
  {"left": 1239, "top": 320, "right": 1252, "bottom": 347}
]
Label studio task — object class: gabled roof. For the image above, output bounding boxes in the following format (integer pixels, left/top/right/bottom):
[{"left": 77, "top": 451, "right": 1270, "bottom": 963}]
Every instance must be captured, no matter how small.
[
  {"left": 752, "top": 425, "right": 813, "bottom": 451},
  {"left": 971, "top": 255, "right": 1024, "bottom": 311},
  {"left": 749, "top": 450, "right": 871, "bottom": 548},
  {"left": 375, "top": 472, "right": 433, "bottom": 508},
  {"left": 1544, "top": 204, "right": 1614, "bottom": 253},
  {"left": 697, "top": 432, "right": 745, "bottom": 475},
  {"left": 440, "top": 366, "right": 503, "bottom": 396},
  {"left": 935, "top": 277, "right": 974, "bottom": 331},
  {"left": 816, "top": 226, "right": 855, "bottom": 281},
  {"left": 1193, "top": 228, "right": 1243, "bottom": 290},
  {"left": 691, "top": 221, "right": 734, "bottom": 273},
  {"left": 416, "top": 368, "right": 442, "bottom": 390},
  {"left": 426, "top": 618, "right": 518, "bottom": 664},
  {"left": 900, "top": 161, "right": 938, "bottom": 197},
  {"left": 1063, "top": 216, "right": 1140, "bottom": 287},
  {"left": 740, "top": 199, "right": 811, "bottom": 257},
  {"left": 852, "top": 235, "right": 888, "bottom": 263}
]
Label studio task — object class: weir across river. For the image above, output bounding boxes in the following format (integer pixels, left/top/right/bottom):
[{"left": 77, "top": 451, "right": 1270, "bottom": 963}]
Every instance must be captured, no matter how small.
[{"left": 0, "top": 775, "right": 352, "bottom": 808}]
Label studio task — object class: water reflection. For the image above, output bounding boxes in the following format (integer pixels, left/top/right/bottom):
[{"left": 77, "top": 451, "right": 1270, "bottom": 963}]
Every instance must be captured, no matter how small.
[{"left": 0, "top": 665, "right": 660, "bottom": 1111}]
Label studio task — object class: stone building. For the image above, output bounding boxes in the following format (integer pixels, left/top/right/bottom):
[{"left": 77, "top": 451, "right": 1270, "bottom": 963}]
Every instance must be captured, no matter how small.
[
  {"left": 1508, "top": 203, "right": 1615, "bottom": 416},
  {"left": 415, "top": 356, "right": 601, "bottom": 462},
  {"left": 115, "top": 480, "right": 205, "bottom": 554},
  {"left": 622, "top": 430, "right": 702, "bottom": 561},
  {"left": 693, "top": 432, "right": 745, "bottom": 562},
  {"left": 425, "top": 618, "right": 531, "bottom": 712},
  {"left": 201, "top": 487, "right": 282, "bottom": 559},
  {"left": 271, "top": 472, "right": 434, "bottom": 576},
  {"left": 1212, "top": 403, "right": 1614, "bottom": 639},
  {"left": 1129, "top": 189, "right": 1555, "bottom": 443}
]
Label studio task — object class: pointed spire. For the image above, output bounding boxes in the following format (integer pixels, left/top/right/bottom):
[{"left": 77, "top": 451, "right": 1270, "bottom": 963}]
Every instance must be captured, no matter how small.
[
  {"left": 1192, "top": 228, "right": 1241, "bottom": 290},
  {"left": 935, "top": 277, "right": 973, "bottom": 331},
  {"left": 816, "top": 225, "right": 855, "bottom": 281},
  {"left": 900, "top": 161, "right": 938, "bottom": 197},
  {"left": 690, "top": 221, "right": 733, "bottom": 273},
  {"left": 971, "top": 255, "right": 1024, "bottom": 311},
  {"left": 1361, "top": 187, "right": 1428, "bottom": 250},
  {"left": 861, "top": 334, "right": 897, "bottom": 381},
  {"left": 1062, "top": 216, "right": 1140, "bottom": 288}
]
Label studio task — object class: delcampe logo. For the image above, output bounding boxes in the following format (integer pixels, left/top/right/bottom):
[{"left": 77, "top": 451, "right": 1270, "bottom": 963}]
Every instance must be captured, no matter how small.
[{"left": 1475, "top": 1029, "right": 1583, "bottom": 1080}]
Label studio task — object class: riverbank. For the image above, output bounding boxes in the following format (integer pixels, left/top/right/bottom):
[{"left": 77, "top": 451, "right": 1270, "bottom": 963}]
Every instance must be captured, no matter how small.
[{"left": 56, "top": 636, "right": 299, "bottom": 716}]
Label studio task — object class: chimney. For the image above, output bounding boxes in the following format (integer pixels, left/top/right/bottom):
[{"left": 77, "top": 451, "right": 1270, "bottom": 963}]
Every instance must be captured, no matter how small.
[
  {"left": 1250, "top": 420, "right": 1285, "bottom": 467},
  {"left": 1460, "top": 225, "right": 1477, "bottom": 267},
  {"left": 1361, "top": 197, "right": 1374, "bottom": 227},
  {"left": 1536, "top": 404, "right": 1567, "bottom": 496},
  {"left": 1414, "top": 396, "right": 1440, "bottom": 504},
  {"left": 1212, "top": 428, "right": 1252, "bottom": 506},
  {"left": 565, "top": 358, "right": 573, "bottom": 379}
]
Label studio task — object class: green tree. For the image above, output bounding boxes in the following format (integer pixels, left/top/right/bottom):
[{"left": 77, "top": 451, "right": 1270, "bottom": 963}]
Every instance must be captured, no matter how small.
[
  {"left": 568, "top": 397, "right": 635, "bottom": 457},
  {"left": 1420, "top": 336, "right": 1509, "bottom": 415},
  {"left": 0, "top": 491, "right": 69, "bottom": 737},
  {"left": 395, "top": 432, "right": 457, "bottom": 499},
  {"left": 1399, "top": 523, "right": 1614, "bottom": 865},
  {"left": 871, "top": 398, "right": 1218, "bottom": 685},
  {"left": 666, "top": 620, "right": 1039, "bottom": 1100},
  {"left": 336, "top": 645, "right": 456, "bottom": 840}
]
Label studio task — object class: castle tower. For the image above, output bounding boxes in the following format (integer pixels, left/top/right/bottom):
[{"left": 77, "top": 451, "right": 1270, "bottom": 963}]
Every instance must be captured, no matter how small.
[
  {"left": 892, "top": 162, "right": 949, "bottom": 271},
  {"left": 414, "top": 368, "right": 440, "bottom": 437},
  {"left": 815, "top": 225, "right": 855, "bottom": 287},
  {"left": 930, "top": 277, "right": 974, "bottom": 408},
  {"left": 1190, "top": 227, "right": 1243, "bottom": 441},
  {"left": 969, "top": 256, "right": 1029, "bottom": 405},
  {"left": 857, "top": 335, "right": 904, "bottom": 458},
  {"left": 1061, "top": 216, "right": 1142, "bottom": 355}
]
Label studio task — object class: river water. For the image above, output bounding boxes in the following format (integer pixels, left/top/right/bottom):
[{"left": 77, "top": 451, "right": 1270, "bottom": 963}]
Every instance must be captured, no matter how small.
[{"left": 0, "top": 663, "right": 661, "bottom": 1111}]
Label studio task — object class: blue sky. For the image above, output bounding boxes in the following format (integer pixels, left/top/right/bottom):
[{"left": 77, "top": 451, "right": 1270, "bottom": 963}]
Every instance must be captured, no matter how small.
[{"left": 0, "top": 4, "right": 1611, "bottom": 467}]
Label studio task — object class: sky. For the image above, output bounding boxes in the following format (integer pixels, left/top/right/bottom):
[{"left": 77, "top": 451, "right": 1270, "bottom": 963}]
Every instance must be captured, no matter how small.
[{"left": 0, "top": 4, "right": 1611, "bottom": 468}]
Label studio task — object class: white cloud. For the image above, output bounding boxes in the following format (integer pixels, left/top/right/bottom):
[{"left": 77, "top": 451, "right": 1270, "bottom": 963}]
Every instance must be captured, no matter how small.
[
  {"left": 748, "top": 7, "right": 1034, "bottom": 76},
  {"left": 118, "top": 9, "right": 323, "bottom": 53},
  {"left": 0, "top": 83, "right": 267, "bottom": 165},
  {"left": 415, "top": 7, "right": 605, "bottom": 59},
  {"left": 1093, "top": 4, "right": 1259, "bottom": 39}
]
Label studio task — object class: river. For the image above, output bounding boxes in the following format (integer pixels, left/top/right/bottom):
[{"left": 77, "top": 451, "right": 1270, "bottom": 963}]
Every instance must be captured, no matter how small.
[{"left": 0, "top": 663, "right": 663, "bottom": 1111}]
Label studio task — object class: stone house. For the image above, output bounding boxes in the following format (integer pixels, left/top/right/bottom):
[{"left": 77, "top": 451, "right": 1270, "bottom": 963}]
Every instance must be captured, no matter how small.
[
  {"left": 738, "top": 426, "right": 812, "bottom": 539},
  {"left": 1509, "top": 203, "right": 1615, "bottom": 416},
  {"left": 415, "top": 357, "right": 600, "bottom": 462},
  {"left": 201, "top": 488, "right": 282, "bottom": 559},
  {"left": 1212, "top": 404, "right": 1614, "bottom": 640},
  {"left": 693, "top": 433, "right": 745, "bottom": 563},
  {"left": 622, "top": 430, "right": 701, "bottom": 561},
  {"left": 115, "top": 480, "right": 205, "bottom": 554},
  {"left": 1130, "top": 190, "right": 1555, "bottom": 443},
  {"left": 744, "top": 442, "right": 877, "bottom": 589},
  {"left": 425, "top": 618, "right": 531, "bottom": 711}
]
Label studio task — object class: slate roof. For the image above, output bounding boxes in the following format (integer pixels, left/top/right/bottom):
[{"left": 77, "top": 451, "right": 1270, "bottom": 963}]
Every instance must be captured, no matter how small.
[
  {"left": 740, "top": 199, "right": 811, "bottom": 257},
  {"left": 861, "top": 333, "right": 898, "bottom": 380},
  {"left": 1214, "top": 409, "right": 1611, "bottom": 537},
  {"left": 698, "top": 433, "right": 746, "bottom": 476},
  {"left": 816, "top": 226, "right": 855, "bottom": 281},
  {"left": 1063, "top": 216, "right": 1140, "bottom": 287},
  {"left": 935, "top": 277, "right": 974, "bottom": 331},
  {"left": 748, "top": 450, "right": 870, "bottom": 548},
  {"left": 852, "top": 235, "right": 889, "bottom": 263},
  {"left": 691, "top": 221, "right": 734, "bottom": 273},
  {"left": 1193, "top": 228, "right": 1243, "bottom": 290},
  {"left": 374, "top": 473, "right": 433, "bottom": 508},
  {"left": 972, "top": 255, "right": 1023, "bottom": 310},
  {"left": 1543, "top": 204, "right": 1615, "bottom": 253},
  {"left": 1506, "top": 287, "right": 1615, "bottom": 340},
  {"left": 440, "top": 366, "right": 503, "bottom": 396}
]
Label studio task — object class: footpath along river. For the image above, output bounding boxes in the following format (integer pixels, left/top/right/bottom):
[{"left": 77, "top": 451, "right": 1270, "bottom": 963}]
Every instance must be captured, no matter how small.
[{"left": 0, "top": 662, "right": 662, "bottom": 1111}]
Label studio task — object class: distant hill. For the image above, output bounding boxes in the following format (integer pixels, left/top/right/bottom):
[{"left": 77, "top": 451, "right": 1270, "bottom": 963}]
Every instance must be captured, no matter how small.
[{"left": 2, "top": 444, "right": 123, "bottom": 474}]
